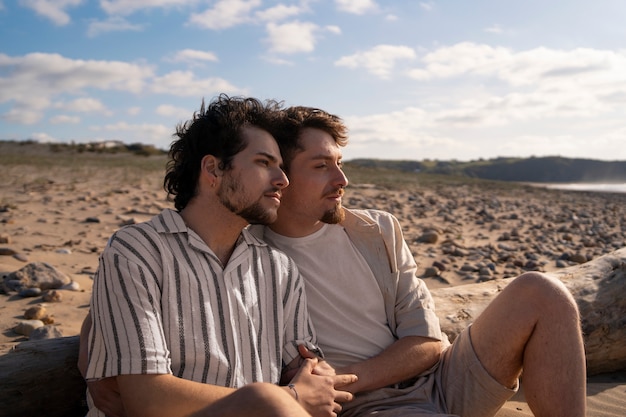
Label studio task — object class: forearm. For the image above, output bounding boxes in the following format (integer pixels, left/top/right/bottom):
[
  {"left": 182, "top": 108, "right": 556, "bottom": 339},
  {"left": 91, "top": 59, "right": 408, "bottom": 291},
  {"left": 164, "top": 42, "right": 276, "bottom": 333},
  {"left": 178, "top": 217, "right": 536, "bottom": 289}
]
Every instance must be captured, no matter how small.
[
  {"left": 78, "top": 311, "right": 92, "bottom": 377},
  {"left": 338, "top": 336, "right": 442, "bottom": 394},
  {"left": 118, "top": 374, "right": 236, "bottom": 417}
]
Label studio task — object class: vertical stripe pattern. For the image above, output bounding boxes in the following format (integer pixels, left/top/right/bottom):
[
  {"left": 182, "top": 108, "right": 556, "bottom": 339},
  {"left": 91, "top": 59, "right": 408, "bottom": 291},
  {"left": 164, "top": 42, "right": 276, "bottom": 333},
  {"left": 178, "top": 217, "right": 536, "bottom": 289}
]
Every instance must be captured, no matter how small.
[{"left": 86, "top": 209, "right": 315, "bottom": 390}]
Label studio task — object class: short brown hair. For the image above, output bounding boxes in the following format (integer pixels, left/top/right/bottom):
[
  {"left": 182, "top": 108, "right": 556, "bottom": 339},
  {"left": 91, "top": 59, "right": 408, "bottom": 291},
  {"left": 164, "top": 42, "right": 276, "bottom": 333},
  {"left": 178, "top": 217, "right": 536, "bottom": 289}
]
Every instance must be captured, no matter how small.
[{"left": 274, "top": 106, "right": 348, "bottom": 173}]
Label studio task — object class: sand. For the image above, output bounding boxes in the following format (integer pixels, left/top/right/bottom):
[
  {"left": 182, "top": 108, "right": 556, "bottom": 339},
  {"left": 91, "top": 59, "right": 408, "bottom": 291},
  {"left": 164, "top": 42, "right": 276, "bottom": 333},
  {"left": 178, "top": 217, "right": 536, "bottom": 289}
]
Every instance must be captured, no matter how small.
[{"left": 1, "top": 160, "right": 625, "bottom": 416}]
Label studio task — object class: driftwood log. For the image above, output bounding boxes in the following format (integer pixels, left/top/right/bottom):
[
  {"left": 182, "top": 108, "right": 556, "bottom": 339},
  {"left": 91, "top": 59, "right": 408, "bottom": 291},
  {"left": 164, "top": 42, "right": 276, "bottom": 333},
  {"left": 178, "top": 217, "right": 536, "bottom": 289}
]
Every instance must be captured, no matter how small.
[
  {"left": 432, "top": 246, "right": 626, "bottom": 376},
  {"left": 1, "top": 247, "right": 624, "bottom": 417},
  {"left": 0, "top": 335, "right": 86, "bottom": 417}
]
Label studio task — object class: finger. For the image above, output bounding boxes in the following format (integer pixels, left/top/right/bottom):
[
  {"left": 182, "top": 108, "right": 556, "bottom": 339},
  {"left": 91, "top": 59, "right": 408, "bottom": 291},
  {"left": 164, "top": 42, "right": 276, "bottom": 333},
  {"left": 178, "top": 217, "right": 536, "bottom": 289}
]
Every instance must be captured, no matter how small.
[
  {"left": 336, "top": 390, "right": 354, "bottom": 403},
  {"left": 294, "top": 357, "right": 318, "bottom": 377},
  {"left": 333, "top": 373, "right": 358, "bottom": 386},
  {"left": 297, "top": 344, "right": 319, "bottom": 359}
]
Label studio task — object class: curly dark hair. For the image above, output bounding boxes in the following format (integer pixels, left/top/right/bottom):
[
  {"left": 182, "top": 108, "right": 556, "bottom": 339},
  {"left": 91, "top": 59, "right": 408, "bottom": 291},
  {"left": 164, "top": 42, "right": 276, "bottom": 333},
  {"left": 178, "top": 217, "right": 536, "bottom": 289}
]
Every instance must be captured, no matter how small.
[
  {"left": 164, "top": 94, "right": 283, "bottom": 210},
  {"left": 273, "top": 106, "right": 348, "bottom": 174}
]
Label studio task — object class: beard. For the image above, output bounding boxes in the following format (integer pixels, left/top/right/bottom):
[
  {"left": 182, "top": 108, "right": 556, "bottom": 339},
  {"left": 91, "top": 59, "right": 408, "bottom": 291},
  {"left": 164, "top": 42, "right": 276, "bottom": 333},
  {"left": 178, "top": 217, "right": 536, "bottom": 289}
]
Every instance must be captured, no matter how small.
[
  {"left": 320, "top": 202, "right": 345, "bottom": 224},
  {"left": 217, "top": 175, "right": 277, "bottom": 225}
]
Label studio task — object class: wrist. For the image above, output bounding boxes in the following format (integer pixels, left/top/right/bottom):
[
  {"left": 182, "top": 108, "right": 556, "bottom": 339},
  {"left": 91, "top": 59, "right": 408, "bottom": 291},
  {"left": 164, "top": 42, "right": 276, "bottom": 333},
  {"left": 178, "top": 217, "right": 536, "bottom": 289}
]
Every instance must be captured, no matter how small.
[{"left": 287, "top": 383, "right": 299, "bottom": 401}]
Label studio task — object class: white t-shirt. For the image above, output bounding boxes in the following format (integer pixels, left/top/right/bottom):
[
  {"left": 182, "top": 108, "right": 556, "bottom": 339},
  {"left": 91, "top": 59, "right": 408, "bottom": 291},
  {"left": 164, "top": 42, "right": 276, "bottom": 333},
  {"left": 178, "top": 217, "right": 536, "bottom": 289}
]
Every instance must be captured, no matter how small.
[{"left": 264, "top": 224, "right": 396, "bottom": 368}]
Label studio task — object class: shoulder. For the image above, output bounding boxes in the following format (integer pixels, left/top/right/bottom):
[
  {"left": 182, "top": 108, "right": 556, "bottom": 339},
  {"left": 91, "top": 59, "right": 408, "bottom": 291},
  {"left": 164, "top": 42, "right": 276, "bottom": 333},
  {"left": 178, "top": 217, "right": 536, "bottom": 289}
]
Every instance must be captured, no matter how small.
[
  {"left": 343, "top": 208, "right": 401, "bottom": 229},
  {"left": 104, "top": 210, "right": 177, "bottom": 254},
  {"left": 242, "top": 227, "right": 292, "bottom": 262}
]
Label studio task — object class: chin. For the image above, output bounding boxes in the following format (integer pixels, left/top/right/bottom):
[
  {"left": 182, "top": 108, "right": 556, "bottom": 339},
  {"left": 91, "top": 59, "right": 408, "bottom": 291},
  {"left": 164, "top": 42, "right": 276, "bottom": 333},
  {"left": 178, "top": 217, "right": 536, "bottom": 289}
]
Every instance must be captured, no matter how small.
[{"left": 321, "top": 206, "right": 345, "bottom": 224}]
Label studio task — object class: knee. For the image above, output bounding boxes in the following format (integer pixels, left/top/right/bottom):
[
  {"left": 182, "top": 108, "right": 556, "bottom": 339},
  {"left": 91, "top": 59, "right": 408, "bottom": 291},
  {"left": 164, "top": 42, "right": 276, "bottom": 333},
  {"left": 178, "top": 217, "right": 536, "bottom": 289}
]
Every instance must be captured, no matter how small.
[{"left": 511, "top": 272, "right": 579, "bottom": 316}]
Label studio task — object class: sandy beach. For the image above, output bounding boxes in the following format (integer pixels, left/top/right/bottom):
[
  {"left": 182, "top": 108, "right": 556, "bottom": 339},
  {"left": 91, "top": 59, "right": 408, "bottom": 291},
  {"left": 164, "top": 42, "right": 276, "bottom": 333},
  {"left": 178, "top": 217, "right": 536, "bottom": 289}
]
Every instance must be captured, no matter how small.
[{"left": 1, "top": 147, "right": 625, "bottom": 416}]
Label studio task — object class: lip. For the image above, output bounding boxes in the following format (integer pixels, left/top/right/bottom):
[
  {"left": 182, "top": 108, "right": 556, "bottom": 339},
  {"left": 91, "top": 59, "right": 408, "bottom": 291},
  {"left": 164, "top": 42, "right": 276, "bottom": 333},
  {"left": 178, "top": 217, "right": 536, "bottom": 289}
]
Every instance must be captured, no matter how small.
[
  {"left": 265, "top": 192, "right": 281, "bottom": 204},
  {"left": 324, "top": 189, "right": 344, "bottom": 201}
]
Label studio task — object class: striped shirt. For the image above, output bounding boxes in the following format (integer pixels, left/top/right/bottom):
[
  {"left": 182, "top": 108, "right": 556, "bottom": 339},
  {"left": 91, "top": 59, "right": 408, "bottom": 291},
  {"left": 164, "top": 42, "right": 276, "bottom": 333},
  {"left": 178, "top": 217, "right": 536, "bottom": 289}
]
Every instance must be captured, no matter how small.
[{"left": 86, "top": 209, "right": 315, "bottom": 390}]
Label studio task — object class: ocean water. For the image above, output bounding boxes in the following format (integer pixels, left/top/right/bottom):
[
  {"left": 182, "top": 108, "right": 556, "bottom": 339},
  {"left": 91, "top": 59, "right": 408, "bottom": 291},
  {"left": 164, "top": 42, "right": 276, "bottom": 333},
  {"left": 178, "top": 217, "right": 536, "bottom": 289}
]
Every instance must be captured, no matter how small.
[{"left": 543, "top": 182, "right": 626, "bottom": 194}]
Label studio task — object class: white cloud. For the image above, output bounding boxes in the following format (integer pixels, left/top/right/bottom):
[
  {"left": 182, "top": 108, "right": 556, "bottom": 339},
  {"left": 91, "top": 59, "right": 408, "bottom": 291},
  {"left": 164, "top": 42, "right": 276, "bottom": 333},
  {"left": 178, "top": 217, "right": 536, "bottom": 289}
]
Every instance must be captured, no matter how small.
[
  {"left": 50, "top": 114, "right": 80, "bottom": 124},
  {"left": 19, "top": 0, "right": 82, "bottom": 26},
  {"left": 335, "top": 45, "right": 417, "bottom": 79},
  {"left": 261, "top": 55, "right": 295, "bottom": 66},
  {"left": 127, "top": 107, "right": 142, "bottom": 115},
  {"left": 405, "top": 44, "right": 626, "bottom": 125},
  {"left": 340, "top": 43, "right": 626, "bottom": 161},
  {"left": 188, "top": 0, "right": 261, "bottom": 30},
  {"left": 156, "top": 104, "right": 190, "bottom": 120},
  {"left": 335, "top": 0, "right": 377, "bottom": 15},
  {"left": 484, "top": 24, "right": 503, "bottom": 34},
  {"left": 265, "top": 21, "right": 319, "bottom": 54},
  {"left": 54, "top": 97, "right": 109, "bottom": 113},
  {"left": 100, "top": 0, "right": 195, "bottom": 16},
  {"left": 0, "top": 53, "right": 154, "bottom": 123},
  {"left": 87, "top": 16, "right": 144, "bottom": 37},
  {"left": 325, "top": 25, "right": 341, "bottom": 35},
  {"left": 90, "top": 121, "right": 172, "bottom": 146},
  {"left": 31, "top": 132, "right": 57, "bottom": 142},
  {"left": 150, "top": 71, "right": 244, "bottom": 96},
  {"left": 168, "top": 49, "right": 219, "bottom": 65},
  {"left": 255, "top": 4, "right": 303, "bottom": 22},
  {"left": 3, "top": 107, "right": 47, "bottom": 124},
  {"left": 407, "top": 42, "right": 626, "bottom": 88},
  {"left": 419, "top": 2, "right": 433, "bottom": 11}
]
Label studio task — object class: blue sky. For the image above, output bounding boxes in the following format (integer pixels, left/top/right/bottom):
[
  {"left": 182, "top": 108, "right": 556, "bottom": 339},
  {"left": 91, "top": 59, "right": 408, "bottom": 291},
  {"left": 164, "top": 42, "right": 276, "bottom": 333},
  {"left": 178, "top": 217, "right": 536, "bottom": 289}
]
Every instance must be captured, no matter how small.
[{"left": 1, "top": 0, "right": 626, "bottom": 162}]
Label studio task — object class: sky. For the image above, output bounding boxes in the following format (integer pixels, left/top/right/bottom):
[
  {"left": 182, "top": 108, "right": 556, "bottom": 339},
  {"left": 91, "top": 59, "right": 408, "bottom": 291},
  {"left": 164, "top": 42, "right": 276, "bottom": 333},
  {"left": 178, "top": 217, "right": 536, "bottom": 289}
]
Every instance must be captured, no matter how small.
[{"left": 1, "top": 0, "right": 626, "bottom": 162}]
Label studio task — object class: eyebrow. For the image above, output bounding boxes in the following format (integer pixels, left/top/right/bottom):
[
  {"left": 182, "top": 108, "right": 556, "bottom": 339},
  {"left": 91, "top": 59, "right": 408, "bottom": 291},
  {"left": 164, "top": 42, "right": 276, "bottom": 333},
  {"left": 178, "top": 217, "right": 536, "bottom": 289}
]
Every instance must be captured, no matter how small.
[
  {"left": 257, "top": 151, "right": 281, "bottom": 164},
  {"left": 310, "top": 153, "right": 342, "bottom": 162}
]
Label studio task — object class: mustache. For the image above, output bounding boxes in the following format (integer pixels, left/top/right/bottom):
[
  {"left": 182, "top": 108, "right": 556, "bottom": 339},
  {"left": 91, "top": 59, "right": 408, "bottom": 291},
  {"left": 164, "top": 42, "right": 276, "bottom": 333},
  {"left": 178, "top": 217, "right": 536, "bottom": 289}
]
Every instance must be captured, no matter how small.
[{"left": 323, "top": 188, "right": 345, "bottom": 198}]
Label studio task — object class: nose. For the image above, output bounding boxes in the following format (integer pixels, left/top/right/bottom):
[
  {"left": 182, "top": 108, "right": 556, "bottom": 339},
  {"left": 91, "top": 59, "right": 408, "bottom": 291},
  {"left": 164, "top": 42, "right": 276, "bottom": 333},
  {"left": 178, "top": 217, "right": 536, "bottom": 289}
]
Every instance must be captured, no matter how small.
[
  {"left": 333, "top": 165, "right": 349, "bottom": 188},
  {"left": 273, "top": 167, "right": 289, "bottom": 189}
]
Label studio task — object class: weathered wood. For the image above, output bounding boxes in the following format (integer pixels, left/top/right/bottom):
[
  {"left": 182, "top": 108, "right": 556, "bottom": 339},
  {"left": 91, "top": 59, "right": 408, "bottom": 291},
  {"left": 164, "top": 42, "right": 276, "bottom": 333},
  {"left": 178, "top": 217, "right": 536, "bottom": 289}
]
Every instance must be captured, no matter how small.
[
  {"left": 431, "top": 247, "right": 626, "bottom": 376},
  {"left": 0, "top": 248, "right": 624, "bottom": 415},
  {"left": 0, "top": 335, "right": 86, "bottom": 417}
]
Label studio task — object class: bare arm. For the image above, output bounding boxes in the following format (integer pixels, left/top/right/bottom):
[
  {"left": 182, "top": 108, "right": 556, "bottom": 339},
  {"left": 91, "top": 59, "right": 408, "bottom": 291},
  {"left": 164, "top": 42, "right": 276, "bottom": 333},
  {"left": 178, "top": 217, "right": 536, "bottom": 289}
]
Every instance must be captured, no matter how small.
[
  {"left": 77, "top": 311, "right": 91, "bottom": 377},
  {"left": 118, "top": 374, "right": 237, "bottom": 417},
  {"left": 336, "top": 336, "right": 441, "bottom": 394}
]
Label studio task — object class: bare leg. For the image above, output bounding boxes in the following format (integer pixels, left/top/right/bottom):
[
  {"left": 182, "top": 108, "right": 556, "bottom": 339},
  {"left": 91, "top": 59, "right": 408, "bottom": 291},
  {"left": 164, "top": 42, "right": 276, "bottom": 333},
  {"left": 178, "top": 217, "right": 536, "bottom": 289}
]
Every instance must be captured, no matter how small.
[
  {"left": 191, "top": 382, "right": 312, "bottom": 417},
  {"left": 470, "top": 272, "right": 586, "bottom": 417}
]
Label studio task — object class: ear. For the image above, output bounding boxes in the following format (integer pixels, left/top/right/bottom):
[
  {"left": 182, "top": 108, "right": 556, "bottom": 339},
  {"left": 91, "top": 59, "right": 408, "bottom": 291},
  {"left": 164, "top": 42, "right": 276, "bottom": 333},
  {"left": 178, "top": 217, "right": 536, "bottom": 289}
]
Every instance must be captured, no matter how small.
[{"left": 200, "top": 155, "right": 221, "bottom": 186}]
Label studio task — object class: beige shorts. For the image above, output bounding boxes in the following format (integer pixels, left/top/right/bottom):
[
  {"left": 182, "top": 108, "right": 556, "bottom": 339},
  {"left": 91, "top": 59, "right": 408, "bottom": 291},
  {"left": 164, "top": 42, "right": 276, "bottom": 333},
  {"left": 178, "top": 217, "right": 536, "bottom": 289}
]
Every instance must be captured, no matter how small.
[{"left": 340, "top": 326, "right": 518, "bottom": 417}]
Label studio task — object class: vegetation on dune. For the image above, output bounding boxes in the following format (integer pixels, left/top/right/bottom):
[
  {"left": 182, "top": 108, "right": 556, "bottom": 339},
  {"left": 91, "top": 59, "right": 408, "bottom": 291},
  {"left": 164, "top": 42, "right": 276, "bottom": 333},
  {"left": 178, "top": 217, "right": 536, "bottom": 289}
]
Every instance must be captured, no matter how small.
[{"left": 349, "top": 156, "right": 626, "bottom": 183}]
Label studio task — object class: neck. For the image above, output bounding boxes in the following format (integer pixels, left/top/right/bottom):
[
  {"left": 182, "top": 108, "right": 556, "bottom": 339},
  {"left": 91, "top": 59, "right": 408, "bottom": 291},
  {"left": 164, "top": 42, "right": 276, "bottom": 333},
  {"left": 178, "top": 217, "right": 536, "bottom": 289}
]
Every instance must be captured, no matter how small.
[
  {"left": 269, "top": 211, "right": 325, "bottom": 238},
  {"left": 180, "top": 197, "right": 248, "bottom": 265}
]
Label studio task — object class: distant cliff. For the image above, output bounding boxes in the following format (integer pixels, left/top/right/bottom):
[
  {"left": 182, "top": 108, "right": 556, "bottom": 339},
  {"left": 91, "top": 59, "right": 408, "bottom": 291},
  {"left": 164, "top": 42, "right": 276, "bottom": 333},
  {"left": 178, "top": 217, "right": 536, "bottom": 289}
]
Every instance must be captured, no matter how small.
[{"left": 348, "top": 156, "right": 626, "bottom": 183}]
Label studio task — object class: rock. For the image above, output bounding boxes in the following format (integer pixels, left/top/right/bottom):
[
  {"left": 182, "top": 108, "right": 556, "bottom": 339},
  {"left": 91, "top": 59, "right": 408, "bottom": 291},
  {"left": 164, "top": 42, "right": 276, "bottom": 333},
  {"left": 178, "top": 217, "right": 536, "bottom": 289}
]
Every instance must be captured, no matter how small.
[
  {"left": 13, "top": 320, "right": 45, "bottom": 337},
  {"left": 13, "top": 252, "right": 28, "bottom": 262},
  {"left": 422, "top": 266, "right": 440, "bottom": 278},
  {"left": 432, "top": 261, "right": 447, "bottom": 272},
  {"left": 3, "top": 262, "right": 71, "bottom": 292},
  {"left": 61, "top": 281, "right": 80, "bottom": 291},
  {"left": 569, "top": 253, "right": 587, "bottom": 264},
  {"left": 43, "top": 289, "right": 63, "bottom": 302},
  {"left": 0, "top": 247, "right": 17, "bottom": 256},
  {"left": 0, "top": 234, "right": 10, "bottom": 244},
  {"left": 29, "top": 325, "right": 63, "bottom": 341},
  {"left": 24, "top": 305, "right": 48, "bottom": 320},
  {"left": 19, "top": 287, "right": 42, "bottom": 297},
  {"left": 417, "top": 231, "right": 439, "bottom": 244}
]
